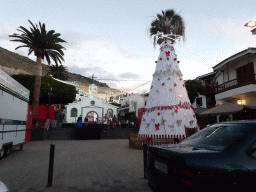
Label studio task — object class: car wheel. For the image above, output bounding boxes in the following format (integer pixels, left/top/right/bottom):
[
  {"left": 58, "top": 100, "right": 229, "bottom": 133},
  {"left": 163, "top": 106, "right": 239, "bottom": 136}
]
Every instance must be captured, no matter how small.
[
  {"left": 3, "top": 145, "right": 10, "bottom": 157},
  {"left": 0, "top": 150, "right": 4, "bottom": 160}
]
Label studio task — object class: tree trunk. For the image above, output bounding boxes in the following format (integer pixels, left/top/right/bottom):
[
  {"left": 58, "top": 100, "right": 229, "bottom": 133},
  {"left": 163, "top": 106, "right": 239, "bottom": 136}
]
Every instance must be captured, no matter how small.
[{"left": 32, "top": 56, "right": 42, "bottom": 121}]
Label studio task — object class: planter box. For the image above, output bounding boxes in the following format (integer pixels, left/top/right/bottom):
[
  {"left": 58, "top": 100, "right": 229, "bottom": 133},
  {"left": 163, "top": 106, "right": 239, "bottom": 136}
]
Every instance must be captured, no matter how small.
[
  {"left": 31, "top": 128, "right": 47, "bottom": 140},
  {"left": 75, "top": 124, "right": 103, "bottom": 140}
]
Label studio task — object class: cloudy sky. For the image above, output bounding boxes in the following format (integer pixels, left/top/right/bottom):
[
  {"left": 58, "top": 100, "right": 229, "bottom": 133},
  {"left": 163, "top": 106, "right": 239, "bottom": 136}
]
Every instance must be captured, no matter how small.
[{"left": 1, "top": 0, "right": 256, "bottom": 92}]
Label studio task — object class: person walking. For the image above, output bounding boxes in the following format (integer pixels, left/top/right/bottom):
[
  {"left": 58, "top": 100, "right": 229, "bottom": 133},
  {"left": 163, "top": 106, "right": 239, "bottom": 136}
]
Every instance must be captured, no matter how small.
[{"left": 112, "top": 115, "right": 117, "bottom": 128}]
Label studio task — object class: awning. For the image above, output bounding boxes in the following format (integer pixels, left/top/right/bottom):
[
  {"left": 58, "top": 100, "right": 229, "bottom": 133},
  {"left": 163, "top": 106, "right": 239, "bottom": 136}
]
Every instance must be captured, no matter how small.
[
  {"left": 194, "top": 107, "right": 209, "bottom": 114},
  {"left": 199, "top": 103, "right": 244, "bottom": 115}
]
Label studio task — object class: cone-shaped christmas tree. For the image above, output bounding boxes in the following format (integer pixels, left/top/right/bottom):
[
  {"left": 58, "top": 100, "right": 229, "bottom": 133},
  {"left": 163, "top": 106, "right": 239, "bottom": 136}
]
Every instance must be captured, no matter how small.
[{"left": 139, "top": 39, "right": 199, "bottom": 139}]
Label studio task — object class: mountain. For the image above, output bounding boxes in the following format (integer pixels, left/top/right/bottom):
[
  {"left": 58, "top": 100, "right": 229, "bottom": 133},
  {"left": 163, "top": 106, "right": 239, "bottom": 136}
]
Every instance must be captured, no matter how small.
[{"left": 0, "top": 46, "right": 123, "bottom": 97}]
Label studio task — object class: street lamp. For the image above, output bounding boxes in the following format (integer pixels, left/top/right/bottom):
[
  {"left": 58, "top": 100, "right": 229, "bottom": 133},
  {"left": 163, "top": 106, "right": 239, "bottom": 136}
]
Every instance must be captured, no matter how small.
[
  {"left": 244, "top": 20, "right": 256, "bottom": 35},
  {"left": 244, "top": 20, "right": 256, "bottom": 27}
]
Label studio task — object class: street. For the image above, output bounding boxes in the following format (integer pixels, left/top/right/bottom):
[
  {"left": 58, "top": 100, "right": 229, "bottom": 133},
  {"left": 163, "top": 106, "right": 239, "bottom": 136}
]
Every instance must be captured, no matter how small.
[{"left": 0, "top": 139, "right": 151, "bottom": 192}]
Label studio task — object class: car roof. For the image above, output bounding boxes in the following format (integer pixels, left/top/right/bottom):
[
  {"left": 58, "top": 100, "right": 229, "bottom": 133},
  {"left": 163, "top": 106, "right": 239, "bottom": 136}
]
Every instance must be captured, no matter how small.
[
  {"left": 214, "top": 120, "right": 256, "bottom": 125},
  {"left": 211, "top": 119, "right": 256, "bottom": 125}
]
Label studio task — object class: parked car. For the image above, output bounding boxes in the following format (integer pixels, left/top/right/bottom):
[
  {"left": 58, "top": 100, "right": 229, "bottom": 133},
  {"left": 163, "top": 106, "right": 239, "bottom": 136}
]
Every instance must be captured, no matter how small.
[{"left": 146, "top": 120, "right": 256, "bottom": 191}]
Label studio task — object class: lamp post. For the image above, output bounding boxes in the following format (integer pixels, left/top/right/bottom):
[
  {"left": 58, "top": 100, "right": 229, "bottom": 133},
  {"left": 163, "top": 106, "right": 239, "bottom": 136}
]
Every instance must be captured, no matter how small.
[{"left": 244, "top": 20, "right": 256, "bottom": 35}]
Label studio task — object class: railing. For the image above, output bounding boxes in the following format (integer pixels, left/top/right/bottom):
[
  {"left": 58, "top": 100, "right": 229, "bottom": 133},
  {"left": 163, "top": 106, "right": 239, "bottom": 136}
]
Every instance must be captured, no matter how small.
[{"left": 215, "top": 74, "right": 256, "bottom": 94}]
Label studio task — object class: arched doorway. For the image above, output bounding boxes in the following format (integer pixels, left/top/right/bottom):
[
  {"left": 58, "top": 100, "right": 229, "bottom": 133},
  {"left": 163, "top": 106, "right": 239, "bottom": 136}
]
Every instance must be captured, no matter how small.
[
  {"left": 107, "top": 109, "right": 113, "bottom": 119},
  {"left": 86, "top": 111, "right": 99, "bottom": 122}
]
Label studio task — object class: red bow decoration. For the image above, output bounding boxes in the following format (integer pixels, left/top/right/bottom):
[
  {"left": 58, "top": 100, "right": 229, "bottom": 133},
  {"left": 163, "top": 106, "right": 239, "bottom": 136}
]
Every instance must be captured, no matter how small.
[
  {"left": 155, "top": 123, "right": 160, "bottom": 131},
  {"left": 174, "top": 83, "right": 177, "bottom": 87},
  {"left": 165, "top": 51, "right": 170, "bottom": 57},
  {"left": 160, "top": 58, "right": 162, "bottom": 60},
  {"left": 146, "top": 136, "right": 152, "bottom": 145},
  {"left": 162, "top": 83, "right": 165, "bottom": 86},
  {"left": 157, "top": 112, "right": 161, "bottom": 116},
  {"left": 174, "top": 58, "right": 177, "bottom": 61},
  {"left": 155, "top": 61, "right": 157, "bottom": 63}
]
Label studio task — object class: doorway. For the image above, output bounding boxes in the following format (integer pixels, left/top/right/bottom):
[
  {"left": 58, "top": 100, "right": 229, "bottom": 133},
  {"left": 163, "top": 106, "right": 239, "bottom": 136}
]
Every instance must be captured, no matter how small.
[{"left": 86, "top": 111, "right": 99, "bottom": 122}]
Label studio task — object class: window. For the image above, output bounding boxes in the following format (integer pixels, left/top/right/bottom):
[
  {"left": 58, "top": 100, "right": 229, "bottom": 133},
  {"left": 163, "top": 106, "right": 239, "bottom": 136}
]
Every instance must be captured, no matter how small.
[
  {"left": 236, "top": 63, "right": 254, "bottom": 85},
  {"left": 70, "top": 108, "right": 78, "bottom": 117},
  {"left": 196, "top": 97, "right": 202, "bottom": 106}
]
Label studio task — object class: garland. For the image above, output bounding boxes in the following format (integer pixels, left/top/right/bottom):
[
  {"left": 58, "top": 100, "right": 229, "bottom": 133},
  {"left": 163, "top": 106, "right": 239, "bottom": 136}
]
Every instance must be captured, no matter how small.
[
  {"left": 144, "top": 101, "right": 193, "bottom": 113},
  {"left": 153, "top": 68, "right": 183, "bottom": 77}
]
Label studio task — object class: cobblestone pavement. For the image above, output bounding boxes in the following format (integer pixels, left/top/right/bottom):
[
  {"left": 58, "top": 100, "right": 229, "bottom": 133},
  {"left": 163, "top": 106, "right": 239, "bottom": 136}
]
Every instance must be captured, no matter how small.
[{"left": 0, "top": 140, "right": 152, "bottom": 192}]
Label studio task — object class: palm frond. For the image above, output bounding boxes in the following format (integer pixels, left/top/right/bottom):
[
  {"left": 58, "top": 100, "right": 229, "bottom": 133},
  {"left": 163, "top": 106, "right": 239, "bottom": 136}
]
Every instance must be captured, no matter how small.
[{"left": 9, "top": 20, "right": 67, "bottom": 65}]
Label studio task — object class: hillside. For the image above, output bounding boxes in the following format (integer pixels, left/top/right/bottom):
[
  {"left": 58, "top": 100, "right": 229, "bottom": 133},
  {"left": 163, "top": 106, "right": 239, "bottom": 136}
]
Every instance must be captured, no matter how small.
[{"left": 0, "top": 46, "right": 123, "bottom": 97}]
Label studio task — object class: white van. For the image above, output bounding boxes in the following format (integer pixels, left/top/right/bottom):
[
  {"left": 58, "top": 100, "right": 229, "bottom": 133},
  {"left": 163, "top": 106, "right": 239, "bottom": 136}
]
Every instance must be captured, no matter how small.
[{"left": 0, "top": 69, "right": 30, "bottom": 159}]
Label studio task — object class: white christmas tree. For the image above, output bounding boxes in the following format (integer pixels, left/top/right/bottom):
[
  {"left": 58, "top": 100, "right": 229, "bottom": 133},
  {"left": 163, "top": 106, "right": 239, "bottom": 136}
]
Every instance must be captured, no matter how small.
[{"left": 139, "top": 35, "right": 199, "bottom": 139}]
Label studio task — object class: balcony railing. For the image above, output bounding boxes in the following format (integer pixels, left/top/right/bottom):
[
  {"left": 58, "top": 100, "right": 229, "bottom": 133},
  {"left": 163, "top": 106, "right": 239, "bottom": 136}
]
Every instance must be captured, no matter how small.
[{"left": 215, "top": 74, "right": 256, "bottom": 94}]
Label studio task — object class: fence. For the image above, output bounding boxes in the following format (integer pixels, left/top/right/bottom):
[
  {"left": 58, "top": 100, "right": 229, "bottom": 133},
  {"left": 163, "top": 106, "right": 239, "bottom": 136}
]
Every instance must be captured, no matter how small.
[
  {"left": 128, "top": 133, "right": 185, "bottom": 149},
  {"left": 128, "top": 128, "right": 198, "bottom": 149}
]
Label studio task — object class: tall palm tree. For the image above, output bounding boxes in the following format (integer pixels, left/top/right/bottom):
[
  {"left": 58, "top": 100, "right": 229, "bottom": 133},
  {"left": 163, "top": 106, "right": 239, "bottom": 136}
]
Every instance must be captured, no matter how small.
[
  {"left": 9, "top": 20, "right": 66, "bottom": 120},
  {"left": 48, "top": 64, "right": 69, "bottom": 80},
  {"left": 149, "top": 9, "right": 185, "bottom": 47}
]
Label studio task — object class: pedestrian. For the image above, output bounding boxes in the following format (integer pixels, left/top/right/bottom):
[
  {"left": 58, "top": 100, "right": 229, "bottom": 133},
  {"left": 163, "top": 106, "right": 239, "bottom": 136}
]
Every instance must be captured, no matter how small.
[
  {"left": 103, "top": 119, "right": 108, "bottom": 130},
  {"left": 112, "top": 115, "right": 117, "bottom": 128},
  {"left": 77, "top": 115, "right": 82, "bottom": 128},
  {"left": 77, "top": 115, "right": 82, "bottom": 122},
  {"left": 119, "top": 120, "right": 121, "bottom": 128}
]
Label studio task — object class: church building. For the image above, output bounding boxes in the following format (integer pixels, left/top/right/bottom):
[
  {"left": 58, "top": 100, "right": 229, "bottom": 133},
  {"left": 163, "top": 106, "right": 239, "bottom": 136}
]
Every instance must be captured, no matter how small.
[{"left": 65, "top": 96, "right": 119, "bottom": 123}]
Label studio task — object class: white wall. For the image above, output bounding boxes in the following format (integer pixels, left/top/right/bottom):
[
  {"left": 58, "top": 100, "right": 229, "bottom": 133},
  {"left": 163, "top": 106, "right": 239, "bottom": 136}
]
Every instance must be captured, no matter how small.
[
  {"left": 66, "top": 97, "right": 118, "bottom": 123},
  {"left": 0, "top": 90, "right": 29, "bottom": 121},
  {"left": 215, "top": 57, "right": 256, "bottom": 85},
  {"left": 192, "top": 94, "right": 207, "bottom": 108}
]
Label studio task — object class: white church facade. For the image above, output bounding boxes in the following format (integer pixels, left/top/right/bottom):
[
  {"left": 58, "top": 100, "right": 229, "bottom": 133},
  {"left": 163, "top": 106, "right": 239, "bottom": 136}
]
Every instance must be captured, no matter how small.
[{"left": 65, "top": 96, "right": 119, "bottom": 123}]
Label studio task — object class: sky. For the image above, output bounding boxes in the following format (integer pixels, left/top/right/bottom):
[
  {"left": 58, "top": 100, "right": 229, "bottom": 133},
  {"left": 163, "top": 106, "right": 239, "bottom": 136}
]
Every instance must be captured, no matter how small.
[{"left": 1, "top": 0, "right": 256, "bottom": 93}]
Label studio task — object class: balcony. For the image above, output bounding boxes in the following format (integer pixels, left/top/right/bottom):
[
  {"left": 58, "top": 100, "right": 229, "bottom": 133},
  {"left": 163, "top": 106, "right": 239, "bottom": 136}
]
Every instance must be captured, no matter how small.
[{"left": 215, "top": 74, "right": 256, "bottom": 94}]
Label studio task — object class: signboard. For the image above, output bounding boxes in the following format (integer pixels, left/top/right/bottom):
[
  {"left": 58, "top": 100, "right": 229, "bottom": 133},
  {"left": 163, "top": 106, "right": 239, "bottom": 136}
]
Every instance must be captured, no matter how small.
[{"left": 0, "top": 69, "right": 30, "bottom": 99}]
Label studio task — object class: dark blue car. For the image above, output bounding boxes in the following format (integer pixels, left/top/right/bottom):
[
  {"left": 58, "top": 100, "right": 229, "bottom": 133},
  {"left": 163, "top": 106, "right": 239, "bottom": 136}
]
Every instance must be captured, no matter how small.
[{"left": 146, "top": 120, "right": 256, "bottom": 191}]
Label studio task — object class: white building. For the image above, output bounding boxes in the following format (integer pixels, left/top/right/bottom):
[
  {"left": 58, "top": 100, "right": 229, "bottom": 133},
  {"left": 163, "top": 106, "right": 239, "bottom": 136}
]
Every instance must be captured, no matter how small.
[
  {"left": 213, "top": 47, "right": 256, "bottom": 106},
  {"left": 192, "top": 72, "right": 216, "bottom": 110},
  {"left": 65, "top": 96, "right": 119, "bottom": 123},
  {"left": 119, "top": 93, "right": 148, "bottom": 118}
]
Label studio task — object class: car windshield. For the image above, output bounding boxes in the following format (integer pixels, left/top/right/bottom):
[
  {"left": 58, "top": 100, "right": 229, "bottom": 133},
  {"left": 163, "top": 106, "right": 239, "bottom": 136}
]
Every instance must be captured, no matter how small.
[{"left": 179, "top": 123, "right": 252, "bottom": 151}]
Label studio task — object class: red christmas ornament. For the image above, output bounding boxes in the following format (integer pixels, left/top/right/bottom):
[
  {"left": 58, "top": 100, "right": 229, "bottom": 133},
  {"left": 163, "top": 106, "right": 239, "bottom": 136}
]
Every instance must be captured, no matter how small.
[
  {"left": 171, "top": 41, "right": 174, "bottom": 44},
  {"left": 167, "top": 57, "right": 169, "bottom": 60},
  {"left": 157, "top": 112, "right": 161, "bottom": 116},
  {"left": 178, "top": 61, "right": 180, "bottom": 63},
  {"left": 155, "top": 61, "right": 157, "bottom": 63},
  {"left": 151, "top": 86, "right": 153, "bottom": 89},
  {"left": 175, "top": 109, "right": 178, "bottom": 113},
  {"left": 174, "top": 83, "right": 177, "bottom": 87},
  {"left": 165, "top": 41, "right": 167, "bottom": 44},
  {"left": 160, "top": 58, "right": 162, "bottom": 60},
  {"left": 162, "top": 83, "right": 165, "bottom": 86},
  {"left": 155, "top": 123, "right": 160, "bottom": 131}
]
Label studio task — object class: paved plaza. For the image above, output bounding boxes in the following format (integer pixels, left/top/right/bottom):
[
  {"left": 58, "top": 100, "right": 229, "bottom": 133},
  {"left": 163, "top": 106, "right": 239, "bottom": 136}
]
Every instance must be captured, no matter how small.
[{"left": 0, "top": 139, "right": 152, "bottom": 192}]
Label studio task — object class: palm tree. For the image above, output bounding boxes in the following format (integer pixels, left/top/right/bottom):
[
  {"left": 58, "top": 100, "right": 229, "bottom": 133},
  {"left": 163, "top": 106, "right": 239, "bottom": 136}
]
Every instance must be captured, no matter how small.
[
  {"left": 149, "top": 9, "right": 185, "bottom": 47},
  {"left": 48, "top": 64, "right": 69, "bottom": 80},
  {"left": 9, "top": 20, "right": 66, "bottom": 120}
]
